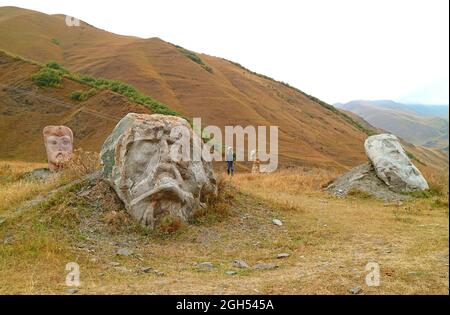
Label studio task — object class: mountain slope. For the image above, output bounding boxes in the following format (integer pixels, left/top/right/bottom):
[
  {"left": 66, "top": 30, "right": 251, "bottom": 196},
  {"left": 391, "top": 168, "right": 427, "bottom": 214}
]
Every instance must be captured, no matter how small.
[
  {"left": 0, "top": 6, "right": 448, "bottom": 171},
  {"left": 0, "top": 6, "right": 374, "bottom": 169},
  {"left": 0, "top": 51, "right": 151, "bottom": 161},
  {"left": 335, "top": 100, "right": 449, "bottom": 150}
]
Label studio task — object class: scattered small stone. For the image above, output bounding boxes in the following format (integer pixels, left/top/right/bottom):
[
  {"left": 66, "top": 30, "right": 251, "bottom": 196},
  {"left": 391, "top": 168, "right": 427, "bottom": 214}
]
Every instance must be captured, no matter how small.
[
  {"left": 140, "top": 267, "right": 153, "bottom": 273},
  {"left": 66, "top": 288, "right": 78, "bottom": 295},
  {"left": 3, "top": 237, "right": 13, "bottom": 245},
  {"left": 116, "top": 248, "right": 133, "bottom": 257},
  {"left": 349, "top": 286, "right": 362, "bottom": 295},
  {"left": 198, "top": 262, "right": 214, "bottom": 270},
  {"left": 323, "top": 224, "right": 328, "bottom": 227},
  {"left": 225, "top": 270, "right": 237, "bottom": 276},
  {"left": 0, "top": 217, "right": 6, "bottom": 226},
  {"left": 277, "top": 253, "right": 290, "bottom": 259},
  {"left": 154, "top": 270, "right": 165, "bottom": 276},
  {"left": 89, "top": 257, "right": 98, "bottom": 263},
  {"left": 253, "top": 263, "right": 278, "bottom": 270},
  {"left": 272, "top": 219, "right": 283, "bottom": 226},
  {"left": 109, "top": 261, "right": 121, "bottom": 267},
  {"left": 233, "top": 259, "right": 250, "bottom": 269},
  {"left": 77, "top": 189, "right": 91, "bottom": 198},
  {"left": 114, "top": 266, "right": 129, "bottom": 273}
]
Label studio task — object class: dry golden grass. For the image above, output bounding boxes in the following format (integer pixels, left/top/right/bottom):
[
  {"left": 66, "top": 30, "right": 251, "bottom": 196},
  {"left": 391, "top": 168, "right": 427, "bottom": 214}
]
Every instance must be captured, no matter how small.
[
  {"left": 60, "top": 149, "right": 100, "bottom": 181},
  {"left": 0, "top": 164, "right": 448, "bottom": 294},
  {"left": 0, "top": 161, "right": 57, "bottom": 215}
]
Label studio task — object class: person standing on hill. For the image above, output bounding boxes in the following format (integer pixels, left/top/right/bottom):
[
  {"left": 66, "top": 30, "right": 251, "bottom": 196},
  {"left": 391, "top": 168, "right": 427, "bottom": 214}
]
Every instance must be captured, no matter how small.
[
  {"left": 250, "top": 149, "right": 260, "bottom": 175},
  {"left": 226, "top": 146, "right": 235, "bottom": 175}
]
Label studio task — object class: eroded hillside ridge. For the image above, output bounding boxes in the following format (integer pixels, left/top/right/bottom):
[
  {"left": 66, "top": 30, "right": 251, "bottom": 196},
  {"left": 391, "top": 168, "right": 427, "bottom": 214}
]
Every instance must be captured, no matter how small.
[
  {"left": 0, "top": 6, "right": 373, "bottom": 169},
  {"left": 0, "top": 6, "right": 448, "bottom": 171}
]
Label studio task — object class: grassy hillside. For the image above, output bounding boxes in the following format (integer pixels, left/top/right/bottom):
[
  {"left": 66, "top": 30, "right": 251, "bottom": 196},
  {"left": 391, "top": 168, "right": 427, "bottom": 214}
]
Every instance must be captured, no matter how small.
[
  {"left": 0, "top": 6, "right": 380, "bottom": 170},
  {"left": 0, "top": 50, "right": 153, "bottom": 161},
  {"left": 0, "top": 160, "right": 448, "bottom": 294}
]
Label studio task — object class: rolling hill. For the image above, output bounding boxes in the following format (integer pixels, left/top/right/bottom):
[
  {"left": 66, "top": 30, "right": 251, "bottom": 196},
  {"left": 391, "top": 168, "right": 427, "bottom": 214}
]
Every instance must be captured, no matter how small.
[
  {"left": 335, "top": 100, "right": 449, "bottom": 151},
  {"left": 0, "top": 6, "right": 448, "bottom": 171}
]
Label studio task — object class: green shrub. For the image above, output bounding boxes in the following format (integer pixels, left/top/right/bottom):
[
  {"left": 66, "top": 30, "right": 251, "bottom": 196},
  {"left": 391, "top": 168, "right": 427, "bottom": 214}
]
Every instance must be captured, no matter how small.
[
  {"left": 77, "top": 75, "right": 179, "bottom": 115},
  {"left": 46, "top": 61, "right": 69, "bottom": 74},
  {"left": 70, "top": 90, "right": 84, "bottom": 101},
  {"left": 174, "top": 45, "right": 213, "bottom": 73},
  {"left": 70, "top": 88, "right": 97, "bottom": 101},
  {"left": 51, "top": 38, "right": 60, "bottom": 46},
  {"left": 31, "top": 59, "right": 179, "bottom": 116},
  {"left": 31, "top": 68, "right": 62, "bottom": 87}
]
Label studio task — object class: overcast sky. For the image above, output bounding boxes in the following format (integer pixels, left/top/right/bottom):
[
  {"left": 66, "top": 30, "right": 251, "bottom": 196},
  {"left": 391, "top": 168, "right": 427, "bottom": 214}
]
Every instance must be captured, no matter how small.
[{"left": 1, "top": 0, "right": 449, "bottom": 105}]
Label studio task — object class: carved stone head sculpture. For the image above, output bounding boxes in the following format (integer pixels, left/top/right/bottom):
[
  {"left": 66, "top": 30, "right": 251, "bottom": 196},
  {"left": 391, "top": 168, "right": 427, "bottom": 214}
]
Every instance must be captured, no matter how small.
[
  {"left": 100, "top": 113, "right": 217, "bottom": 228},
  {"left": 43, "top": 125, "right": 74, "bottom": 171}
]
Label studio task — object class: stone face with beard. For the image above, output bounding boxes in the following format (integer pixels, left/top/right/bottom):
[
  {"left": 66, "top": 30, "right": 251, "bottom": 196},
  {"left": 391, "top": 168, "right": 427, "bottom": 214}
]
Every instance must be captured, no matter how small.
[
  {"left": 100, "top": 113, "right": 217, "bottom": 228},
  {"left": 43, "top": 125, "right": 73, "bottom": 171}
]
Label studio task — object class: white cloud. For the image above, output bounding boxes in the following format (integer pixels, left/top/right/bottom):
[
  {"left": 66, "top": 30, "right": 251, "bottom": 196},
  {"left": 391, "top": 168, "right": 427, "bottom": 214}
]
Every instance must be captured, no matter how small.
[{"left": 1, "top": 0, "right": 448, "bottom": 104}]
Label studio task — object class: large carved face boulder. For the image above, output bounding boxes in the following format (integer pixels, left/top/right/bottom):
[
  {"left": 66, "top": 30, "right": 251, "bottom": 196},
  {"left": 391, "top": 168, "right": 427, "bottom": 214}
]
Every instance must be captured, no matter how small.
[
  {"left": 43, "top": 125, "right": 73, "bottom": 171},
  {"left": 364, "top": 134, "right": 429, "bottom": 192},
  {"left": 100, "top": 113, "right": 217, "bottom": 228}
]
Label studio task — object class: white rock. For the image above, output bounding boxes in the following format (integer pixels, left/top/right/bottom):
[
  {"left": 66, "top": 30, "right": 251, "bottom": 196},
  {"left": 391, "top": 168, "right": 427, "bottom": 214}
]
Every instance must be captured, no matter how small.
[
  {"left": 272, "top": 219, "right": 283, "bottom": 226},
  {"left": 116, "top": 248, "right": 133, "bottom": 257},
  {"left": 364, "top": 134, "right": 429, "bottom": 192},
  {"left": 233, "top": 259, "right": 250, "bottom": 269},
  {"left": 277, "top": 253, "right": 290, "bottom": 259}
]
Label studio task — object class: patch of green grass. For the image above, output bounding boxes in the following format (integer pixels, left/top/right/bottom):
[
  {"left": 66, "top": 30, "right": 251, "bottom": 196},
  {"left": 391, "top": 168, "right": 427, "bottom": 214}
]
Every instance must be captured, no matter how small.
[
  {"left": 46, "top": 61, "right": 68, "bottom": 73},
  {"left": 405, "top": 150, "right": 425, "bottom": 165},
  {"left": 347, "top": 188, "right": 373, "bottom": 199},
  {"left": 404, "top": 188, "right": 441, "bottom": 199},
  {"left": 29, "top": 59, "right": 180, "bottom": 116},
  {"left": 174, "top": 45, "right": 213, "bottom": 73},
  {"left": 51, "top": 38, "right": 60, "bottom": 46},
  {"left": 31, "top": 68, "right": 62, "bottom": 87},
  {"left": 72, "top": 74, "right": 179, "bottom": 116},
  {"left": 69, "top": 88, "right": 97, "bottom": 101}
]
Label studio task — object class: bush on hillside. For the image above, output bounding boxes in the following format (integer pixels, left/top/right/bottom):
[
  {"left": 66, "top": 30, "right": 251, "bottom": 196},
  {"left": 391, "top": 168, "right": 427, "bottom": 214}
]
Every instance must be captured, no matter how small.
[
  {"left": 69, "top": 88, "right": 97, "bottom": 101},
  {"left": 46, "top": 61, "right": 69, "bottom": 74},
  {"left": 31, "top": 68, "right": 62, "bottom": 87},
  {"left": 175, "top": 45, "right": 213, "bottom": 73},
  {"left": 30, "top": 59, "right": 180, "bottom": 116}
]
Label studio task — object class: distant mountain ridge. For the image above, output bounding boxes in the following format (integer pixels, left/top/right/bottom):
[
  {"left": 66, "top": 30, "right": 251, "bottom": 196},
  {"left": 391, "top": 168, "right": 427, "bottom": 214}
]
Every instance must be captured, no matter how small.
[{"left": 334, "top": 100, "right": 449, "bottom": 151}]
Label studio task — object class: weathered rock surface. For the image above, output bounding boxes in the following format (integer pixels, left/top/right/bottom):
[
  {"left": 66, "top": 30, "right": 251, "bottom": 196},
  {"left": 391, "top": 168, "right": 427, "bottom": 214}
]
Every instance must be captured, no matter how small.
[
  {"left": 100, "top": 113, "right": 217, "bottom": 228},
  {"left": 364, "top": 134, "right": 429, "bottom": 192},
  {"left": 327, "top": 134, "right": 430, "bottom": 201},
  {"left": 326, "top": 163, "right": 410, "bottom": 202}
]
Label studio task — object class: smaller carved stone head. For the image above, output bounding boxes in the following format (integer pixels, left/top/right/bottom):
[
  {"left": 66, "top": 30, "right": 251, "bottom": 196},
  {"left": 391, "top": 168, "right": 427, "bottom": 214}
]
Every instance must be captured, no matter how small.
[{"left": 43, "top": 125, "right": 73, "bottom": 171}]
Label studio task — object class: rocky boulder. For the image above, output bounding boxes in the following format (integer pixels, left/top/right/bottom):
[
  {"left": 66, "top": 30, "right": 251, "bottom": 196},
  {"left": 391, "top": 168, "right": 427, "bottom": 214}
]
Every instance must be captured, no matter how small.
[
  {"left": 364, "top": 134, "right": 429, "bottom": 192},
  {"left": 326, "top": 163, "right": 410, "bottom": 202},
  {"left": 100, "top": 113, "right": 217, "bottom": 228}
]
